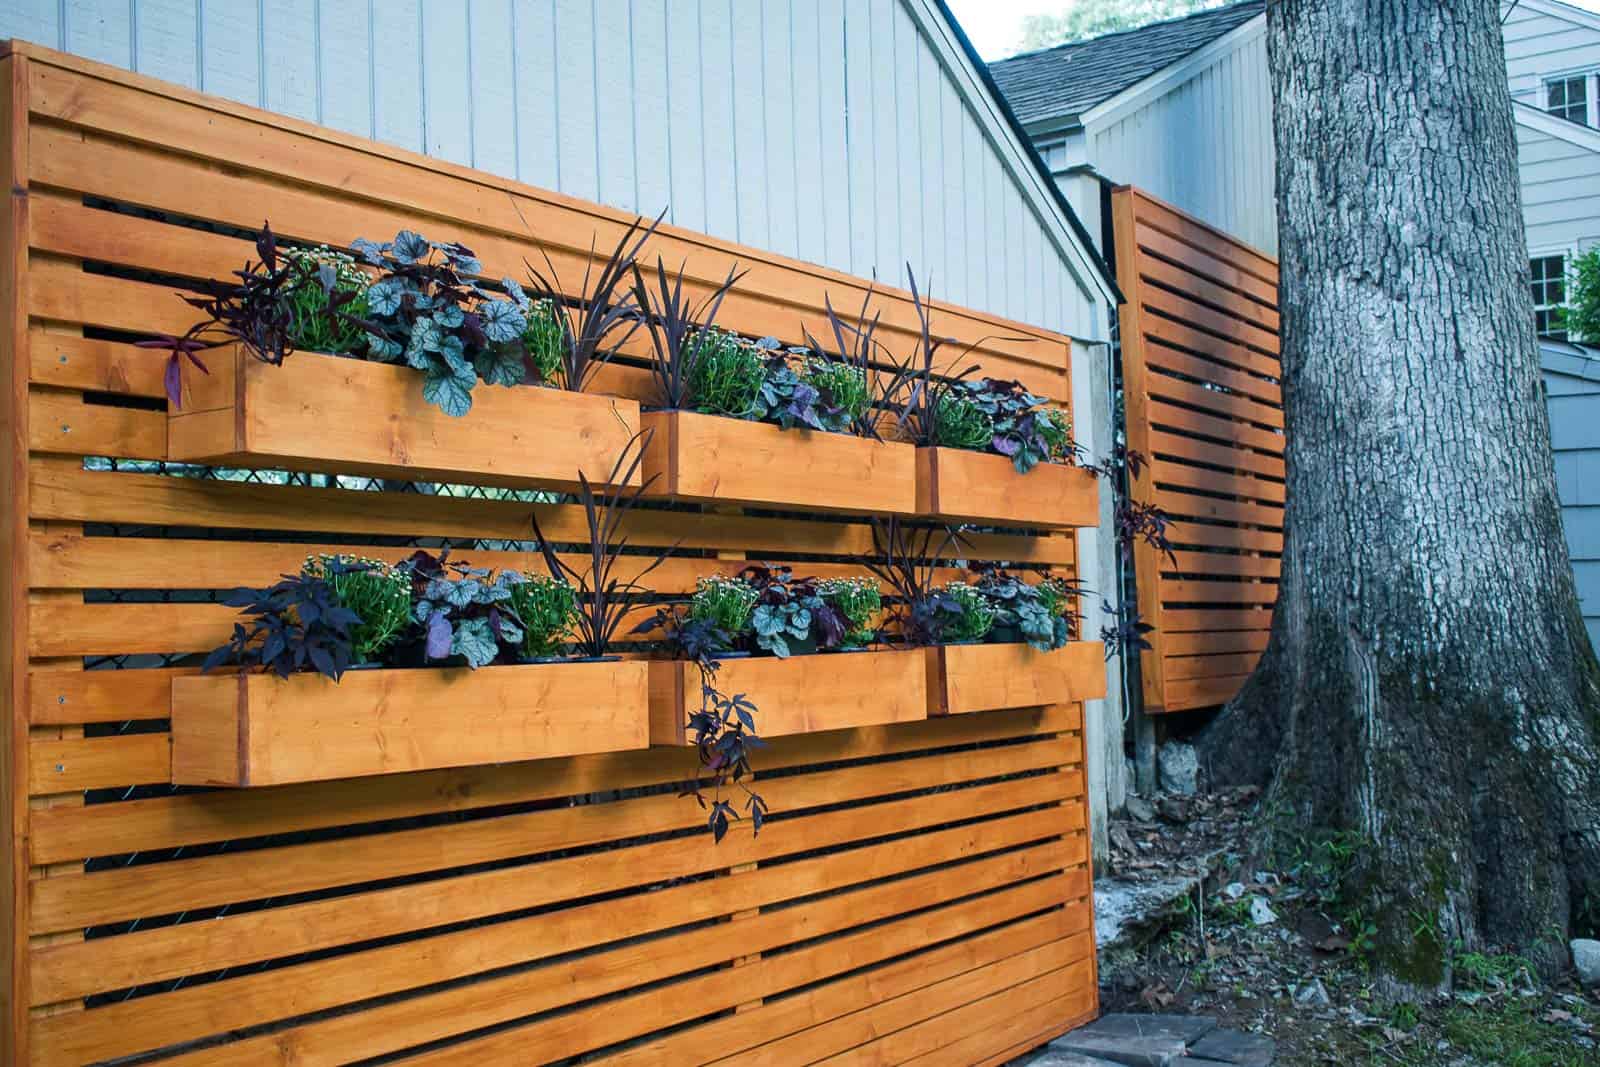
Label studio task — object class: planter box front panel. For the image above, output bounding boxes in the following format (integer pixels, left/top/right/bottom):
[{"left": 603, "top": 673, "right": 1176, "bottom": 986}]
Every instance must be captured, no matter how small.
[
  {"left": 648, "top": 649, "right": 927, "bottom": 745},
  {"left": 640, "top": 410, "right": 917, "bottom": 514},
  {"left": 928, "top": 641, "right": 1107, "bottom": 716},
  {"left": 168, "top": 346, "right": 642, "bottom": 492},
  {"left": 915, "top": 447, "right": 1099, "bottom": 528},
  {"left": 171, "top": 661, "right": 650, "bottom": 786}
]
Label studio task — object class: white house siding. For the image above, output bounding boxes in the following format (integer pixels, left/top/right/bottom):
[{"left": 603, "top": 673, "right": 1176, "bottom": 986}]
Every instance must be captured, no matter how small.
[
  {"left": 1503, "top": 0, "right": 1600, "bottom": 107},
  {"left": 1545, "top": 349, "right": 1600, "bottom": 648},
  {"left": 0, "top": 0, "right": 1108, "bottom": 339},
  {"left": 1082, "top": 20, "right": 1277, "bottom": 256},
  {"left": 1517, "top": 108, "right": 1600, "bottom": 257}
]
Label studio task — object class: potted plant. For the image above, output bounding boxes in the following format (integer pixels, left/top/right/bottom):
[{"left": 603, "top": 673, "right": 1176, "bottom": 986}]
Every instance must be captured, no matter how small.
[
  {"left": 863, "top": 519, "right": 1105, "bottom": 717},
  {"left": 640, "top": 564, "right": 925, "bottom": 745},
  {"left": 632, "top": 261, "right": 917, "bottom": 515},
  {"left": 887, "top": 270, "right": 1100, "bottom": 529},
  {"left": 162, "top": 221, "right": 646, "bottom": 493},
  {"left": 169, "top": 444, "right": 663, "bottom": 786}
]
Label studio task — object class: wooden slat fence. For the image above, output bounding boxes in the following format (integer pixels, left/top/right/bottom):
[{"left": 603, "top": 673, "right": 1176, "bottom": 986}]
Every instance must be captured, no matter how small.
[
  {"left": 1112, "top": 187, "right": 1283, "bottom": 714},
  {"left": 0, "top": 41, "right": 1100, "bottom": 1065}
]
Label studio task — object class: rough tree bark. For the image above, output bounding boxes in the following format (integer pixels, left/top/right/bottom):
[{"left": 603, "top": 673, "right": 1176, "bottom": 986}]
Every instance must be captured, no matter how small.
[{"left": 1196, "top": 0, "right": 1600, "bottom": 996}]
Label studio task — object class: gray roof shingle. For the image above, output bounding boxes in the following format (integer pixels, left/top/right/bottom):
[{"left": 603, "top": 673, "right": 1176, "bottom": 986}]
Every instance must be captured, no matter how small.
[{"left": 989, "top": 1, "right": 1265, "bottom": 126}]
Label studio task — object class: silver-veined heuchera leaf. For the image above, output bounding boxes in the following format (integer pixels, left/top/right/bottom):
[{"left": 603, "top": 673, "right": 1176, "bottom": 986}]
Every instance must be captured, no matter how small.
[
  {"left": 423, "top": 371, "right": 474, "bottom": 417},
  {"left": 452, "top": 617, "right": 499, "bottom": 668},
  {"left": 479, "top": 299, "right": 526, "bottom": 343}
]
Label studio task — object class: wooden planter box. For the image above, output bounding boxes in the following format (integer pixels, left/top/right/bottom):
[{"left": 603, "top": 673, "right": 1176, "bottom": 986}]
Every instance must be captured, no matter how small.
[
  {"left": 648, "top": 649, "right": 926, "bottom": 745},
  {"left": 168, "top": 345, "right": 642, "bottom": 492},
  {"left": 914, "top": 447, "right": 1100, "bottom": 528},
  {"left": 170, "top": 660, "right": 650, "bottom": 786},
  {"left": 926, "top": 641, "right": 1107, "bottom": 716},
  {"left": 639, "top": 410, "right": 916, "bottom": 514}
]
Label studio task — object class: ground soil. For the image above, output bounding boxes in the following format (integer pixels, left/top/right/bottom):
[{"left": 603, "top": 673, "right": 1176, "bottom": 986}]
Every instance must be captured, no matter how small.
[{"left": 1096, "top": 790, "right": 1600, "bottom": 1066}]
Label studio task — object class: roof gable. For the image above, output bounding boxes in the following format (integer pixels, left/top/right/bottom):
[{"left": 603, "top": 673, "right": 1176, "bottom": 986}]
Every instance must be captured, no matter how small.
[{"left": 989, "top": 1, "right": 1265, "bottom": 126}]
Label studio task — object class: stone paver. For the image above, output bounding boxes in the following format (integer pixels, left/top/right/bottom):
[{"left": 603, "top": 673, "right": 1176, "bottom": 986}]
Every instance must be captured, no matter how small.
[
  {"left": 1018, "top": 1013, "right": 1275, "bottom": 1067},
  {"left": 1186, "top": 1030, "right": 1276, "bottom": 1066}
]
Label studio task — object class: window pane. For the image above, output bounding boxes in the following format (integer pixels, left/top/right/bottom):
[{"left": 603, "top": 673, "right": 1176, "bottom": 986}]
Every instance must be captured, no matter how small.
[
  {"left": 1532, "top": 255, "right": 1569, "bottom": 339},
  {"left": 1547, "top": 76, "right": 1590, "bottom": 124}
]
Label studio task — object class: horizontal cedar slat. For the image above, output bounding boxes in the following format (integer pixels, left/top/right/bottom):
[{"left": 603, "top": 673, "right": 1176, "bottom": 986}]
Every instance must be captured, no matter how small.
[
  {"left": 1145, "top": 312, "right": 1282, "bottom": 380},
  {"left": 35, "top": 835, "right": 1087, "bottom": 1065},
  {"left": 1145, "top": 339, "right": 1282, "bottom": 407},
  {"left": 1148, "top": 372, "right": 1284, "bottom": 430},
  {"left": 1134, "top": 223, "right": 1278, "bottom": 306},
  {"left": 28, "top": 459, "right": 1075, "bottom": 564},
  {"left": 28, "top": 733, "right": 169, "bottom": 794},
  {"left": 29, "top": 703, "right": 1077, "bottom": 864},
  {"left": 1165, "top": 550, "right": 1282, "bottom": 578},
  {"left": 153, "top": 852, "right": 1084, "bottom": 1067},
  {"left": 1141, "top": 284, "right": 1279, "bottom": 359},
  {"left": 1163, "top": 521, "right": 1283, "bottom": 552},
  {"left": 1153, "top": 459, "right": 1286, "bottom": 504},
  {"left": 1148, "top": 398, "right": 1285, "bottom": 455},
  {"left": 1159, "top": 608, "right": 1273, "bottom": 633},
  {"left": 1138, "top": 253, "right": 1279, "bottom": 334},
  {"left": 1165, "top": 652, "right": 1263, "bottom": 681},
  {"left": 1160, "top": 579, "right": 1278, "bottom": 605},
  {"left": 1149, "top": 428, "right": 1286, "bottom": 479},
  {"left": 29, "top": 745, "right": 1080, "bottom": 934},
  {"left": 1166, "top": 673, "right": 1255, "bottom": 709},
  {"left": 1131, "top": 189, "right": 1279, "bottom": 283},
  {"left": 1162, "top": 630, "right": 1271, "bottom": 657},
  {"left": 1153, "top": 487, "right": 1285, "bottom": 528}
]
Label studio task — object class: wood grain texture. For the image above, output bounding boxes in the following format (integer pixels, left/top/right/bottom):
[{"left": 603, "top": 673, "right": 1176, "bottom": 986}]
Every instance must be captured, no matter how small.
[
  {"left": 168, "top": 346, "right": 645, "bottom": 493},
  {"left": 640, "top": 410, "right": 918, "bottom": 515},
  {"left": 648, "top": 650, "right": 929, "bottom": 744},
  {"left": 928, "top": 642, "right": 1108, "bottom": 717},
  {"left": 172, "top": 663, "right": 651, "bottom": 786},
  {"left": 1114, "top": 185, "right": 1282, "bottom": 714},
  {"left": 6, "top": 42, "right": 1098, "bottom": 1063},
  {"left": 915, "top": 447, "right": 1101, "bottom": 529}
]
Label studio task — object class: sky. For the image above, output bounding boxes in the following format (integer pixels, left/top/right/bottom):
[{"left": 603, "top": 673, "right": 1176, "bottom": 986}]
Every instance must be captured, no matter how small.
[{"left": 946, "top": 0, "right": 1600, "bottom": 61}]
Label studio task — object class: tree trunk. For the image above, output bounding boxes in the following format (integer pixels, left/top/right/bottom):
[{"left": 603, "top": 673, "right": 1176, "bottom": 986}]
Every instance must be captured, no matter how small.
[{"left": 1197, "top": 0, "right": 1600, "bottom": 997}]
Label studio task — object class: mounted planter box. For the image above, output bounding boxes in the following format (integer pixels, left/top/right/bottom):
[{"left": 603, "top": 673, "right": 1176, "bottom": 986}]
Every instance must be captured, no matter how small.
[
  {"left": 926, "top": 641, "right": 1107, "bottom": 716},
  {"left": 647, "top": 649, "right": 927, "bottom": 745},
  {"left": 167, "top": 345, "right": 642, "bottom": 492},
  {"left": 170, "top": 660, "right": 650, "bottom": 786},
  {"left": 915, "top": 447, "right": 1100, "bottom": 528},
  {"left": 639, "top": 410, "right": 917, "bottom": 515}
]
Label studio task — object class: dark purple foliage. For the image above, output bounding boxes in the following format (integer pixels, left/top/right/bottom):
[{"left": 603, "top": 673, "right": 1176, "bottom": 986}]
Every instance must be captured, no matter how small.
[{"left": 202, "top": 569, "right": 362, "bottom": 681}]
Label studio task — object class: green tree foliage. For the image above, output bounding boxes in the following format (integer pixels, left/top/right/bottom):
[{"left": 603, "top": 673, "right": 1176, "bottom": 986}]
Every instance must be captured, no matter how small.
[
  {"left": 1017, "top": 0, "right": 1226, "bottom": 51},
  {"left": 1568, "top": 247, "right": 1600, "bottom": 345}
]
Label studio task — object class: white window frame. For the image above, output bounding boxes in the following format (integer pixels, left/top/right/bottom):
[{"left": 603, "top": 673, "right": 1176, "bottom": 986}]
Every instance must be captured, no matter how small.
[
  {"left": 1531, "top": 245, "right": 1577, "bottom": 340},
  {"left": 1543, "top": 69, "right": 1600, "bottom": 129}
]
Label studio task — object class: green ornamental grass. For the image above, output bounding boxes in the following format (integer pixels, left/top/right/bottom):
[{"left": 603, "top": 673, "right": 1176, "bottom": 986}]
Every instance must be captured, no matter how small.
[
  {"left": 934, "top": 391, "right": 994, "bottom": 451},
  {"left": 690, "top": 574, "right": 759, "bottom": 638},
  {"left": 521, "top": 297, "right": 566, "bottom": 385},
  {"left": 804, "top": 359, "right": 870, "bottom": 426}
]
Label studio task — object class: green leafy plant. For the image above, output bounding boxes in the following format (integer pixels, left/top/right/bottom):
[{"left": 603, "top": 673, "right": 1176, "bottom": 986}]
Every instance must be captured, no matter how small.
[
  {"left": 345, "top": 230, "right": 529, "bottom": 416},
  {"left": 975, "top": 569, "right": 1077, "bottom": 651},
  {"left": 939, "top": 581, "right": 996, "bottom": 644},
  {"left": 817, "top": 577, "right": 881, "bottom": 647},
  {"left": 507, "top": 575, "right": 579, "bottom": 659},
  {"left": 303, "top": 554, "right": 411, "bottom": 663},
  {"left": 687, "top": 328, "right": 769, "bottom": 417},
  {"left": 689, "top": 575, "right": 759, "bottom": 643},
  {"left": 634, "top": 256, "right": 747, "bottom": 410},
  {"left": 934, "top": 390, "right": 993, "bottom": 450},
  {"left": 805, "top": 359, "right": 870, "bottom": 425},
  {"left": 751, "top": 355, "right": 869, "bottom": 433},
  {"left": 402, "top": 550, "right": 527, "bottom": 669},
  {"left": 1569, "top": 246, "right": 1600, "bottom": 344},
  {"left": 744, "top": 564, "right": 847, "bottom": 657},
  {"left": 283, "top": 246, "right": 370, "bottom": 354},
  {"left": 519, "top": 297, "right": 566, "bottom": 385}
]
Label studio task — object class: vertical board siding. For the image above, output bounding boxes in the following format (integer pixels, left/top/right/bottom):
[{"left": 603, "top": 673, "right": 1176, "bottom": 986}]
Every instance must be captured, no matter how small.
[
  {"left": 1546, "top": 358, "right": 1600, "bottom": 650},
  {"left": 1086, "top": 24, "right": 1278, "bottom": 257},
  {"left": 262, "top": 0, "right": 319, "bottom": 122},
  {"left": 0, "top": 0, "right": 1101, "bottom": 335}
]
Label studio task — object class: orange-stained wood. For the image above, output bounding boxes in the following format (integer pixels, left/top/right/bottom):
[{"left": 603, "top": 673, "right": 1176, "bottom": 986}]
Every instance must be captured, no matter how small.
[
  {"left": 927, "top": 641, "right": 1107, "bottom": 717},
  {"left": 915, "top": 447, "right": 1100, "bottom": 529},
  {"left": 167, "top": 346, "right": 644, "bottom": 492},
  {"left": 648, "top": 650, "right": 928, "bottom": 745},
  {"left": 640, "top": 410, "right": 918, "bottom": 515},
  {"left": 171, "top": 662, "right": 650, "bottom": 786}
]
